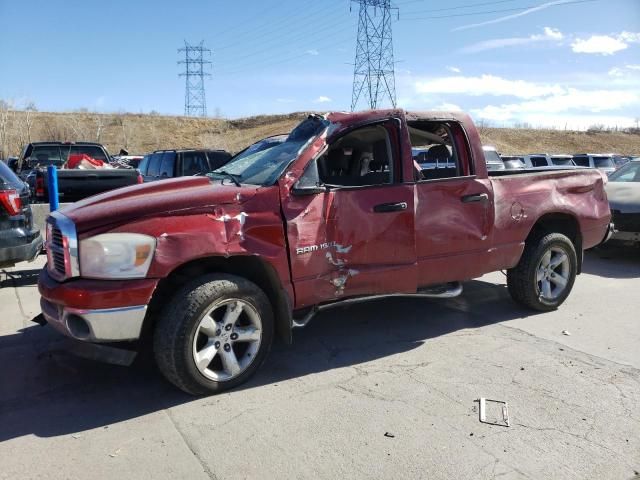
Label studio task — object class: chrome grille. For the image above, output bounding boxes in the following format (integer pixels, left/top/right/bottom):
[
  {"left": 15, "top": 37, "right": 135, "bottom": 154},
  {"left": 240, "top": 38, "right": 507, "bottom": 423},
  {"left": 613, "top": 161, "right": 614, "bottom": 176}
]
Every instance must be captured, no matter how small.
[{"left": 46, "top": 212, "right": 79, "bottom": 281}]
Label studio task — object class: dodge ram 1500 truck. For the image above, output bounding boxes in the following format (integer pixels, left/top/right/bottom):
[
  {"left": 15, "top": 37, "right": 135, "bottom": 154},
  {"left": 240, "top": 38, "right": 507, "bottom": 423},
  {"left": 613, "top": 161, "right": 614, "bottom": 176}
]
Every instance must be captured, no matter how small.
[{"left": 36, "top": 110, "right": 612, "bottom": 395}]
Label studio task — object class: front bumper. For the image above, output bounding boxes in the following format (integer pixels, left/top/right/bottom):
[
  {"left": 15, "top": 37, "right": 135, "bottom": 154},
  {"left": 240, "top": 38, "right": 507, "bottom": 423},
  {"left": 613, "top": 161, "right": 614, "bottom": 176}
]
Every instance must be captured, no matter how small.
[
  {"left": 40, "top": 297, "right": 147, "bottom": 342},
  {"left": 0, "top": 230, "right": 42, "bottom": 267},
  {"left": 37, "top": 267, "right": 159, "bottom": 342}
]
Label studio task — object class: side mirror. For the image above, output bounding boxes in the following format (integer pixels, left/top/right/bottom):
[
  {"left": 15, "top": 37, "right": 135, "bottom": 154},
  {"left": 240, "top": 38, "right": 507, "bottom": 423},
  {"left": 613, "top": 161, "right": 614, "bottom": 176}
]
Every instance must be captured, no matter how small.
[{"left": 291, "top": 158, "right": 326, "bottom": 196}]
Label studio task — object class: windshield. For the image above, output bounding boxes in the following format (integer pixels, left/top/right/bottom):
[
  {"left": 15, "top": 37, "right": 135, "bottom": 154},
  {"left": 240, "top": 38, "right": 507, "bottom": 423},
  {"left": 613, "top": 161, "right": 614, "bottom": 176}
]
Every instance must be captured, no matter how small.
[
  {"left": 593, "top": 156, "right": 614, "bottom": 168},
  {"left": 208, "top": 116, "right": 329, "bottom": 186},
  {"left": 609, "top": 162, "right": 640, "bottom": 182}
]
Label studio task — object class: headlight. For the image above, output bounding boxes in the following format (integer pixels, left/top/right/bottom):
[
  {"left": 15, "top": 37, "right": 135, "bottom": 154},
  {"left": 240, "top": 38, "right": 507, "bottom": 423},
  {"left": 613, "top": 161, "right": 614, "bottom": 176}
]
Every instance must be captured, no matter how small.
[{"left": 79, "top": 233, "right": 156, "bottom": 279}]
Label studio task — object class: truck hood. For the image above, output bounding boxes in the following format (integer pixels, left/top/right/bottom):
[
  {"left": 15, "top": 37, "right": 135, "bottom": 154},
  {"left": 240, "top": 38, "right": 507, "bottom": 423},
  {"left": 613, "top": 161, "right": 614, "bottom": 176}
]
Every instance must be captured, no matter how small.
[
  {"left": 61, "top": 177, "right": 259, "bottom": 233},
  {"left": 606, "top": 182, "right": 640, "bottom": 213}
]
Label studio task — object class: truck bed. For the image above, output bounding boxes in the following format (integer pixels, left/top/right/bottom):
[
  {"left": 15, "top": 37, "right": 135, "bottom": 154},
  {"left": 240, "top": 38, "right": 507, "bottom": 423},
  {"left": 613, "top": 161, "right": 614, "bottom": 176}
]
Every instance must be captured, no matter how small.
[{"left": 38, "top": 169, "right": 141, "bottom": 203}]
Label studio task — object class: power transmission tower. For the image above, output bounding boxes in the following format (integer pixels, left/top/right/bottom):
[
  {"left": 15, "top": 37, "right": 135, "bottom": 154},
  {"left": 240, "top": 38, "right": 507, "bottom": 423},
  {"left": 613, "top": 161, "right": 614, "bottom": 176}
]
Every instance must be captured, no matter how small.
[
  {"left": 350, "top": 0, "right": 398, "bottom": 111},
  {"left": 178, "top": 41, "right": 212, "bottom": 117}
]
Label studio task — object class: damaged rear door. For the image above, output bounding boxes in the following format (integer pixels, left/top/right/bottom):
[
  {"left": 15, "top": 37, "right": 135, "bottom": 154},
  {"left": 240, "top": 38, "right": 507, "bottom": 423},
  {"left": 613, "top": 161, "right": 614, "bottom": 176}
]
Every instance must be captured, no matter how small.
[{"left": 282, "top": 119, "right": 417, "bottom": 309}]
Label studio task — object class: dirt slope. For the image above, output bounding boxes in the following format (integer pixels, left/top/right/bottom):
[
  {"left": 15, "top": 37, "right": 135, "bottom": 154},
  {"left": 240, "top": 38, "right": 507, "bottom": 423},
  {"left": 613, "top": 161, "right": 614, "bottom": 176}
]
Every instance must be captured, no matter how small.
[{"left": 1, "top": 110, "right": 639, "bottom": 158}]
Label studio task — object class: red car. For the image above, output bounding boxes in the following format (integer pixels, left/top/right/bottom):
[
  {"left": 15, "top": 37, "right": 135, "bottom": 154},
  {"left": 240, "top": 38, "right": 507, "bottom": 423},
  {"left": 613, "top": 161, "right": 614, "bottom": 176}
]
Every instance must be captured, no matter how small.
[{"left": 36, "top": 109, "right": 612, "bottom": 395}]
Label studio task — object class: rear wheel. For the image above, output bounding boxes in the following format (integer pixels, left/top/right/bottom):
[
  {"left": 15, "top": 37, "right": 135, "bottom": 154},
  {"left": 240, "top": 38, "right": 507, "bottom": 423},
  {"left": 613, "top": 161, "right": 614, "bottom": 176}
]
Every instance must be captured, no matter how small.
[
  {"left": 154, "top": 274, "right": 274, "bottom": 395},
  {"left": 507, "top": 233, "right": 577, "bottom": 311}
]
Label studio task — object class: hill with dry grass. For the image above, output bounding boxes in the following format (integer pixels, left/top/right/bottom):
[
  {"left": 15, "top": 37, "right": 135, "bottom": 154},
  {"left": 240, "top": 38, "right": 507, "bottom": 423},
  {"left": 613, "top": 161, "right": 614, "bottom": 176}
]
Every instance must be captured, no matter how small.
[{"left": 1, "top": 110, "right": 639, "bottom": 159}]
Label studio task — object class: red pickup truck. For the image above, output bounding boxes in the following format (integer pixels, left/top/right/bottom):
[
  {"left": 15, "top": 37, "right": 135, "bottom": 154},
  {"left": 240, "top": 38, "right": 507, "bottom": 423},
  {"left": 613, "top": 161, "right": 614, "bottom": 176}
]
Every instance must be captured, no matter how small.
[{"left": 36, "top": 110, "right": 612, "bottom": 395}]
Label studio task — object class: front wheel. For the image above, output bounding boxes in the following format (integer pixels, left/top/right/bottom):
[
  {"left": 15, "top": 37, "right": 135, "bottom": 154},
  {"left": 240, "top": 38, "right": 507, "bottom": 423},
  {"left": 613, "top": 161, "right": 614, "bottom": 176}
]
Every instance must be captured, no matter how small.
[
  {"left": 507, "top": 232, "right": 577, "bottom": 311},
  {"left": 153, "top": 273, "right": 274, "bottom": 395}
]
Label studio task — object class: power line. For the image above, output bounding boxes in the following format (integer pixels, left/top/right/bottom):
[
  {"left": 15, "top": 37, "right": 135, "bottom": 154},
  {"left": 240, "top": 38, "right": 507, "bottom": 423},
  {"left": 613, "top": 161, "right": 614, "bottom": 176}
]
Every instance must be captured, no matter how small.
[
  {"left": 401, "top": 0, "right": 519, "bottom": 14},
  {"left": 402, "top": 0, "right": 598, "bottom": 20},
  {"left": 178, "top": 41, "right": 212, "bottom": 117},
  {"left": 350, "top": 0, "right": 398, "bottom": 111}
]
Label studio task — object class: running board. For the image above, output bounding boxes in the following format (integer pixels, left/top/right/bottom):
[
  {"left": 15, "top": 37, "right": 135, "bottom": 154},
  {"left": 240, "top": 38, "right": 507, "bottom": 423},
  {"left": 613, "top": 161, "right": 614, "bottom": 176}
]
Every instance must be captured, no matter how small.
[{"left": 292, "top": 282, "right": 463, "bottom": 328}]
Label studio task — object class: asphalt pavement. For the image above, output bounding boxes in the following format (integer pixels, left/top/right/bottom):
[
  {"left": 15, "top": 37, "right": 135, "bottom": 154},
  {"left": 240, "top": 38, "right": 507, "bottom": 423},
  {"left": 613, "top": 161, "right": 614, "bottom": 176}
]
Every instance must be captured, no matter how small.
[{"left": 1, "top": 244, "right": 639, "bottom": 480}]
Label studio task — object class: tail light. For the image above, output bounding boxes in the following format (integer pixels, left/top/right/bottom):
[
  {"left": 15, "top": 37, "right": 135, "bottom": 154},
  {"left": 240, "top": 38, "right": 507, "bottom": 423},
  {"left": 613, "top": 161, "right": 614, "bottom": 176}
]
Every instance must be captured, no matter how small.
[
  {"left": 36, "top": 177, "right": 45, "bottom": 197},
  {"left": 0, "top": 190, "right": 23, "bottom": 216},
  {"left": 137, "top": 173, "right": 143, "bottom": 184}
]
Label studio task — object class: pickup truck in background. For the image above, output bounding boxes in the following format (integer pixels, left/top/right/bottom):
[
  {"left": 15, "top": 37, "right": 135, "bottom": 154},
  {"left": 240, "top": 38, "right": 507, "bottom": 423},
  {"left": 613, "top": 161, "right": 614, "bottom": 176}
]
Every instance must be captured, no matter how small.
[
  {"left": 36, "top": 109, "right": 612, "bottom": 395},
  {"left": 19, "top": 142, "right": 141, "bottom": 203},
  {"left": 138, "top": 149, "right": 232, "bottom": 182}
]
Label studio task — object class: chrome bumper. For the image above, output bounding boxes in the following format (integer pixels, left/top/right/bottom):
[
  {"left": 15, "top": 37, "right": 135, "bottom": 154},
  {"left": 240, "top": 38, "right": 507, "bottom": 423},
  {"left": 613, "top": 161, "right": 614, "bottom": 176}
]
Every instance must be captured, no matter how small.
[
  {"left": 600, "top": 222, "right": 615, "bottom": 245},
  {"left": 40, "top": 298, "right": 146, "bottom": 342}
]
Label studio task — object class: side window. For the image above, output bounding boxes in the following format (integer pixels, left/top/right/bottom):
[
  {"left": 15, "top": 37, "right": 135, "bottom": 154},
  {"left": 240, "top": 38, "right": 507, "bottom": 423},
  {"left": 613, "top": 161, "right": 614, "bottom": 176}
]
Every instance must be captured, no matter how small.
[
  {"left": 159, "top": 152, "right": 176, "bottom": 177},
  {"left": 530, "top": 156, "right": 547, "bottom": 167},
  {"left": 138, "top": 155, "right": 150, "bottom": 175},
  {"left": 316, "top": 124, "right": 393, "bottom": 187},
  {"left": 70, "top": 145, "right": 108, "bottom": 161},
  {"left": 573, "top": 156, "right": 590, "bottom": 167},
  {"left": 408, "top": 121, "right": 463, "bottom": 181},
  {"left": 147, "top": 153, "right": 163, "bottom": 177},
  {"left": 182, "top": 151, "right": 209, "bottom": 176},
  {"left": 206, "top": 151, "right": 232, "bottom": 171}
]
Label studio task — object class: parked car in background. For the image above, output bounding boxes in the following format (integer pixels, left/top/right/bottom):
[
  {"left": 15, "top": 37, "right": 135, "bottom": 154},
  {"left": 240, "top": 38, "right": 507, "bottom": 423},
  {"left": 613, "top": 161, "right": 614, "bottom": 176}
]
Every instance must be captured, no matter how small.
[
  {"left": 36, "top": 109, "right": 612, "bottom": 395},
  {"left": 20, "top": 142, "right": 141, "bottom": 203},
  {"left": 523, "top": 154, "right": 576, "bottom": 168},
  {"left": 0, "top": 161, "right": 42, "bottom": 269},
  {"left": 572, "top": 154, "right": 616, "bottom": 175},
  {"left": 501, "top": 156, "right": 526, "bottom": 170},
  {"left": 606, "top": 159, "right": 640, "bottom": 243},
  {"left": 138, "top": 149, "right": 232, "bottom": 183},
  {"left": 483, "top": 145, "right": 505, "bottom": 171}
]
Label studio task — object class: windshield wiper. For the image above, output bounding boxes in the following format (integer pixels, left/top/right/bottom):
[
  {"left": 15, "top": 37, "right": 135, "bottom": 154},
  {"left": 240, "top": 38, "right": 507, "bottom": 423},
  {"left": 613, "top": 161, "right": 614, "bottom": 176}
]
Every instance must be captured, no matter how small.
[{"left": 211, "top": 170, "right": 242, "bottom": 187}]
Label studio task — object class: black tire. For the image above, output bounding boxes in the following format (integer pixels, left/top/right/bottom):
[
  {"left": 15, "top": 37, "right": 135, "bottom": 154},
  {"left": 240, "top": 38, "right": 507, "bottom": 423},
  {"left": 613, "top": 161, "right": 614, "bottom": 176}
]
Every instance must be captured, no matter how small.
[
  {"left": 507, "top": 232, "right": 578, "bottom": 312},
  {"left": 153, "top": 273, "right": 274, "bottom": 395}
]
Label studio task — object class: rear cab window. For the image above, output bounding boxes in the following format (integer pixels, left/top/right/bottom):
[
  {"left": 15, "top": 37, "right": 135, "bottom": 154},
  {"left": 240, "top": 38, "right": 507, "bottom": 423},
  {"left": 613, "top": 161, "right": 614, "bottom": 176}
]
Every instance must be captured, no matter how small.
[
  {"left": 408, "top": 121, "right": 470, "bottom": 181},
  {"left": 159, "top": 152, "right": 176, "bottom": 177},
  {"left": 69, "top": 145, "right": 108, "bottom": 161},
  {"left": 530, "top": 156, "right": 548, "bottom": 167},
  {"left": 26, "top": 145, "right": 65, "bottom": 169}
]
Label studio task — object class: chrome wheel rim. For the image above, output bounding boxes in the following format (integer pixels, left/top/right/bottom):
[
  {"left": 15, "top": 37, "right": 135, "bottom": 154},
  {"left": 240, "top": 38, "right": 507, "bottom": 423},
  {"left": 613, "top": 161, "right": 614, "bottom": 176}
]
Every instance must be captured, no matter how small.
[
  {"left": 192, "top": 299, "right": 262, "bottom": 382},
  {"left": 536, "top": 246, "right": 570, "bottom": 301}
]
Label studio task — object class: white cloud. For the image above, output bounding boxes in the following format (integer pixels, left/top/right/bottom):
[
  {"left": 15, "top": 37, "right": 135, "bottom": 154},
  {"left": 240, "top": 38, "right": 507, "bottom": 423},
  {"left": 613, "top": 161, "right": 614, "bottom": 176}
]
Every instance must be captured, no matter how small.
[
  {"left": 415, "top": 74, "right": 564, "bottom": 99},
  {"left": 571, "top": 35, "right": 627, "bottom": 55},
  {"left": 571, "top": 31, "right": 640, "bottom": 55},
  {"left": 434, "top": 103, "right": 462, "bottom": 111},
  {"left": 306, "top": 49, "right": 319, "bottom": 56},
  {"left": 608, "top": 64, "right": 640, "bottom": 77},
  {"left": 313, "top": 96, "right": 332, "bottom": 103},
  {"left": 446, "top": 66, "right": 461, "bottom": 73},
  {"left": 454, "top": 0, "right": 574, "bottom": 31},
  {"left": 461, "top": 27, "right": 563, "bottom": 53}
]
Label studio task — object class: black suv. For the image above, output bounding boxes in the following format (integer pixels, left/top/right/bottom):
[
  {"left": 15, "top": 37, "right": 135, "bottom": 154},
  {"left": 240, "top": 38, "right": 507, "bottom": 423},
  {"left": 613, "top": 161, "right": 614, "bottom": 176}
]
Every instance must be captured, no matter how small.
[
  {"left": 0, "top": 161, "right": 42, "bottom": 269},
  {"left": 138, "top": 149, "right": 231, "bottom": 182}
]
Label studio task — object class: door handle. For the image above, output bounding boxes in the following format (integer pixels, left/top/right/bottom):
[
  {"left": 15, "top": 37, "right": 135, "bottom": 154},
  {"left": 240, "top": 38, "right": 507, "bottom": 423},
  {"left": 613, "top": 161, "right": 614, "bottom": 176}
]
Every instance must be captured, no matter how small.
[
  {"left": 460, "top": 193, "right": 489, "bottom": 203},
  {"left": 373, "top": 201, "right": 408, "bottom": 213}
]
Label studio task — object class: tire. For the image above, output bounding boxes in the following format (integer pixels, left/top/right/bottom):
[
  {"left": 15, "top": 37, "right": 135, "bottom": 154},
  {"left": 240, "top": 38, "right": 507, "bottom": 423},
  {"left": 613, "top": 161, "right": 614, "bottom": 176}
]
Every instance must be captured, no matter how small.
[
  {"left": 153, "top": 273, "right": 274, "bottom": 395},
  {"left": 507, "top": 232, "right": 577, "bottom": 312}
]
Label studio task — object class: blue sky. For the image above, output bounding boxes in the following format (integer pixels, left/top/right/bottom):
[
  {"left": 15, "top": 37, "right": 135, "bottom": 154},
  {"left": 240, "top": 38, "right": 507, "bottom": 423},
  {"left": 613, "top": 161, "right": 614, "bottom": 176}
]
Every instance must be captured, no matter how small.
[{"left": 0, "top": 0, "right": 638, "bottom": 129}]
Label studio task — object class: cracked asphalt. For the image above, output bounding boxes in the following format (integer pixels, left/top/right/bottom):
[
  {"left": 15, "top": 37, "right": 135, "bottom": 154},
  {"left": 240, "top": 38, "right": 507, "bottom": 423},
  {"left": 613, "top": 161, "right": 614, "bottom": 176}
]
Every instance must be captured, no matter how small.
[{"left": 1, "top": 244, "right": 639, "bottom": 480}]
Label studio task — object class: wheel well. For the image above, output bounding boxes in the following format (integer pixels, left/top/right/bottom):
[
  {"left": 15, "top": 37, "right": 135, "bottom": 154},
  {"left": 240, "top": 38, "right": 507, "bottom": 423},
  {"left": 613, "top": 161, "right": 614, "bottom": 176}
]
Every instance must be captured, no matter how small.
[
  {"left": 143, "top": 256, "right": 293, "bottom": 344},
  {"left": 526, "top": 213, "right": 583, "bottom": 272}
]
